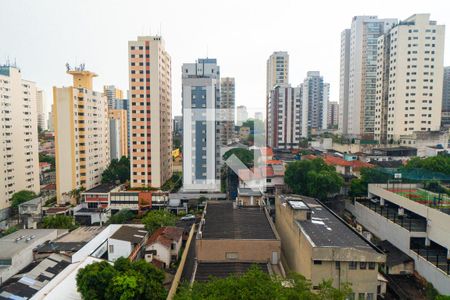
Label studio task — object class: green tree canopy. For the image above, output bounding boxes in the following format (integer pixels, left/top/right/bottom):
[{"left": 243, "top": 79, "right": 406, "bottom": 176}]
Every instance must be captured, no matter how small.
[
  {"left": 41, "top": 215, "right": 78, "bottom": 230},
  {"left": 76, "top": 257, "right": 166, "bottom": 300},
  {"left": 223, "top": 148, "right": 254, "bottom": 168},
  {"left": 404, "top": 155, "right": 450, "bottom": 175},
  {"left": 175, "top": 265, "right": 351, "bottom": 300},
  {"left": 142, "top": 210, "right": 177, "bottom": 233},
  {"left": 102, "top": 156, "right": 130, "bottom": 184},
  {"left": 11, "top": 190, "right": 37, "bottom": 209},
  {"left": 349, "top": 167, "right": 391, "bottom": 197},
  {"left": 109, "top": 209, "right": 135, "bottom": 224},
  {"left": 285, "top": 158, "right": 343, "bottom": 200}
]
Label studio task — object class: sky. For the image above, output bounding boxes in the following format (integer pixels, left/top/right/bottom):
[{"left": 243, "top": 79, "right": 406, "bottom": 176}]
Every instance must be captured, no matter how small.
[{"left": 1, "top": 0, "right": 450, "bottom": 118}]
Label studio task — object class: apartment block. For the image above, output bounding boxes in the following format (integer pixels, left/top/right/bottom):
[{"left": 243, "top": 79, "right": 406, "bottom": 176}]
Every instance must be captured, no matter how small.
[
  {"left": 236, "top": 105, "right": 248, "bottom": 126},
  {"left": 54, "top": 68, "right": 110, "bottom": 203},
  {"left": 301, "top": 71, "right": 329, "bottom": 135},
  {"left": 36, "top": 90, "right": 46, "bottom": 130},
  {"left": 109, "top": 109, "right": 128, "bottom": 160},
  {"left": 266, "top": 51, "right": 289, "bottom": 95},
  {"left": 339, "top": 16, "right": 396, "bottom": 138},
  {"left": 328, "top": 101, "right": 339, "bottom": 128},
  {"left": 441, "top": 67, "right": 450, "bottom": 128},
  {"left": 182, "top": 58, "right": 221, "bottom": 192},
  {"left": 374, "top": 14, "right": 445, "bottom": 143},
  {"left": 103, "top": 85, "right": 124, "bottom": 110},
  {"left": 347, "top": 183, "right": 450, "bottom": 294},
  {"left": 267, "top": 85, "right": 304, "bottom": 149},
  {"left": 0, "top": 65, "right": 40, "bottom": 219},
  {"left": 128, "top": 36, "right": 172, "bottom": 188},
  {"left": 276, "top": 194, "right": 385, "bottom": 298},
  {"left": 220, "top": 77, "right": 235, "bottom": 145}
]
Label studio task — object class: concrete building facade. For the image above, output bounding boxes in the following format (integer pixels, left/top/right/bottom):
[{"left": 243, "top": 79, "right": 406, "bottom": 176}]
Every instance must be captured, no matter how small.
[
  {"left": 182, "top": 58, "right": 221, "bottom": 192},
  {"left": 266, "top": 51, "right": 289, "bottom": 95},
  {"left": 103, "top": 85, "right": 124, "bottom": 110},
  {"left": 109, "top": 109, "right": 128, "bottom": 160},
  {"left": 128, "top": 36, "right": 172, "bottom": 188},
  {"left": 374, "top": 14, "right": 445, "bottom": 143},
  {"left": 301, "top": 71, "right": 329, "bottom": 135},
  {"left": 339, "top": 16, "right": 397, "bottom": 139},
  {"left": 36, "top": 90, "right": 46, "bottom": 130},
  {"left": 220, "top": 77, "right": 235, "bottom": 145},
  {"left": 236, "top": 105, "right": 248, "bottom": 126},
  {"left": 0, "top": 65, "right": 40, "bottom": 218},
  {"left": 54, "top": 68, "right": 110, "bottom": 203},
  {"left": 442, "top": 66, "right": 450, "bottom": 128},
  {"left": 328, "top": 101, "right": 339, "bottom": 128}
]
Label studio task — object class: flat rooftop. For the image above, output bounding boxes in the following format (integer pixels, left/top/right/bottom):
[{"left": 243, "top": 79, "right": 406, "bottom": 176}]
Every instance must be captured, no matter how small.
[
  {"left": 281, "top": 195, "right": 379, "bottom": 251},
  {"left": 83, "top": 183, "right": 118, "bottom": 193},
  {"left": 109, "top": 225, "right": 147, "bottom": 244},
  {"left": 55, "top": 226, "right": 104, "bottom": 243},
  {"left": 201, "top": 201, "right": 276, "bottom": 240},
  {"left": 0, "top": 229, "right": 59, "bottom": 259}
]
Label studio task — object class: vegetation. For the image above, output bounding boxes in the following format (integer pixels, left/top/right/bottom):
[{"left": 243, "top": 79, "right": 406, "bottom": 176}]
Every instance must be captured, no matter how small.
[
  {"left": 404, "top": 155, "right": 450, "bottom": 175},
  {"left": 285, "top": 159, "right": 344, "bottom": 200},
  {"left": 349, "top": 168, "right": 391, "bottom": 197},
  {"left": 223, "top": 148, "right": 254, "bottom": 168},
  {"left": 0, "top": 226, "right": 18, "bottom": 237},
  {"left": 175, "top": 265, "right": 351, "bottom": 300},
  {"left": 142, "top": 210, "right": 177, "bottom": 233},
  {"left": 11, "top": 190, "right": 37, "bottom": 209},
  {"left": 102, "top": 156, "right": 131, "bottom": 184},
  {"left": 39, "top": 153, "right": 56, "bottom": 170},
  {"left": 41, "top": 215, "right": 78, "bottom": 230},
  {"left": 76, "top": 257, "right": 166, "bottom": 300},
  {"left": 161, "top": 172, "right": 182, "bottom": 192},
  {"left": 68, "top": 187, "right": 85, "bottom": 204},
  {"left": 109, "top": 209, "right": 136, "bottom": 224}
]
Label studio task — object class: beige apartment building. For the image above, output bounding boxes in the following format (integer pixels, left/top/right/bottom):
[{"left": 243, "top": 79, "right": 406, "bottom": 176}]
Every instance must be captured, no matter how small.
[
  {"left": 109, "top": 109, "right": 128, "bottom": 160},
  {"left": 128, "top": 36, "right": 172, "bottom": 188},
  {"left": 266, "top": 51, "right": 289, "bottom": 95},
  {"left": 276, "top": 194, "right": 385, "bottom": 299},
  {"left": 0, "top": 65, "right": 40, "bottom": 219},
  {"left": 54, "top": 68, "right": 110, "bottom": 204},
  {"left": 374, "top": 14, "right": 445, "bottom": 143}
]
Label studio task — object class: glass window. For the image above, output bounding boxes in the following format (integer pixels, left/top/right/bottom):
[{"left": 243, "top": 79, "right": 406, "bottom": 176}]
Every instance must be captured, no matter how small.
[{"left": 349, "top": 261, "right": 358, "bottom": 270}]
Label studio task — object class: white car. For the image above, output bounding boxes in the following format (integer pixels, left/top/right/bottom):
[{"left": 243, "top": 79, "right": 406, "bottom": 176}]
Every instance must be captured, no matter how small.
[{"left": 180, "top": 214, "right": 195, "bottom": 221}]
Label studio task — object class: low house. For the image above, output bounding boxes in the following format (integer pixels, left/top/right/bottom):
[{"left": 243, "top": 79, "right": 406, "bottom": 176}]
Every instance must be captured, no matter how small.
[
  {"left": 237, "top": 188, "right": 263, "bottom": 207},
  {"left": 145, "top": 226, "right": 184, "bottom": 269},
  {"left": 107, "top": 226, "right": 148, "bottom": 262}
]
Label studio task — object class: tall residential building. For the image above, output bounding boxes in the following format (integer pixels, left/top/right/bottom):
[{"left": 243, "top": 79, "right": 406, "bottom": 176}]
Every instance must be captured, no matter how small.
[
  {"left": 36, "top": 90, "right": 46, "bottom": 130},
  {"left": 173, "top": 115, "right": 182, "bottom": 135},
  {"left": 236, "top": 105, "right": 248, "bottom": 126},
  {"left": 442, "top": 67, "right": 450, "bottom": 128},
  {"left": 109, "top": 109, "right": 128, "bottom": 160},
  {"left": 104, "top": 85, "right": 124, "bottom": 110},
  {"left": 254, "top": 112, "right": 264, "bottom": 121},
  {"left": 128, "top": 36, "right": 172, "bottom": 188},
  {"left": 0, "top": 65, "right": 40, "bottom": 218},
  {"left": 339, "top": 16, "right": 397, "bottom": 138},
  {"left": 47, "top": 104, "right": 54, "bottom": 132},
  {"left": 54, "top": 68, "right": 110, "bottom": 203},
  {"left": 300, "top": 71, "right": 329, "bottom": 135},
  {"left": 374, "top": 14, "right": 445, "bottom": 143},
  {"left": 182, "top": 58, "right": 220, "bottom": 192},
  {"left": 267, "top": 85, "right": 304, "bottom": 149},
  {"left": 266, "top": 51, "right": 289, "bottom": 95},
  {"left": 220, "top": 77, "right": 235, "bottom": 145},
  {"left": 328, "top": 102, "right": 339, "bottom": 128}
]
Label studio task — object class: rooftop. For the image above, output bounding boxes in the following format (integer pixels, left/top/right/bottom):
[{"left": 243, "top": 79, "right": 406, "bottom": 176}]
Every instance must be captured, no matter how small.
[
  {"left": 237, "top": 188, "right": 262, "bottom": 197},
  {"left": 200, "top": 201, "right": 276, "bottom": 240},
  {"left": 377, "top": 240, "right": 414, "bottom": 267},
  {"left": 280, "top": 195, "right": 381, "bottom": 251},
  {"left": 83, "top": 183, "right": 119, "bottom": 194},
  {"left": 55, "top": 226, "right": 104, "bottom": 243},
  {"left": 147, "top": 226, "right": 183, "bottom": 249},
  {"left": 109, "top": 225, "right": 147, "bottom": 244},
  {"left": 0, "top": 229, "right": 59, "bottom": 259}
]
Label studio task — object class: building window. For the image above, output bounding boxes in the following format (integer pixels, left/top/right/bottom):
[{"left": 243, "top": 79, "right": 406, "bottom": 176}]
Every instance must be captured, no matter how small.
[
  {"left": 358, "top": 293, "right": 365, "bottom": 300},
  {"left": 335, "top": 261, "right": 341, "bottom": 270},
  {"left": 367, "top": 293, "right": 374, "bottom": 300},
  {"left": 313, "top": 260, "right": 322, "bottom": 265},
  {"left": 368, "top": 262, "right": 376, "bottom": 270},
  {"left": 109, "top": 245, "right": 114, "bottom": 253},
  {"left": 360, "top": 262, "right": 367, "bottom": 269},
  {"left": 349, "top": 261, "right": 357, "bottom": 270}
]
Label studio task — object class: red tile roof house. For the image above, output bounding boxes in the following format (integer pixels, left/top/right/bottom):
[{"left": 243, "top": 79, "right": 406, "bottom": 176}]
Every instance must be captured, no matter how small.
[{"left": 145, "top": 226, "right": 183, "bottom": 269}]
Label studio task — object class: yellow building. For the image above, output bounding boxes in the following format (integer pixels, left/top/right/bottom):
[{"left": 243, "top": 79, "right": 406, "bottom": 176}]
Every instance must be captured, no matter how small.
[
  {"left": 109, "top": 109, "right": 128, "bottom": 159},
  {"left": 54, "top": 67, "right": 110, "bottom": 204}
]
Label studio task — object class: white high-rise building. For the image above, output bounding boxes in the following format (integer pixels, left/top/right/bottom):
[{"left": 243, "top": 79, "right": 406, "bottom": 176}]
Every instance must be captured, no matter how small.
[
  {"left": 267, "top": 85, "right": 304, "bottom": 149},
  {"left": 374, "top": 14, "right": 445, "bottom": 143},
  {"left": 339, "top": 16, "right": 397, "bottom": 138},
  {"left": 182, "top": 58, "right": 221, "bottom": 192},
  {"left": 300, "top": 71, "right": 329, "bottom": 136},
  {"left": 0, "top": 65, "right": 40, "bottom": 218},
  {"left": 266, "top": 51, "right": 289, "bottom": 95},
  {"left": 54, "top": 68, "right": 110, "bottom": 203},
  {"left": 236, "top": 105, "right": 248, "bottom": 126},
  {"left": 36, "top": 90, "right": 46, "bottom": 131}
]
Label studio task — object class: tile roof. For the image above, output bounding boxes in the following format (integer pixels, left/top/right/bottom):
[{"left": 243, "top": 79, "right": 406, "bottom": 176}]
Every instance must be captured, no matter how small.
[{"left": 147, "top": 226, "right": 183, "bottom": 249}]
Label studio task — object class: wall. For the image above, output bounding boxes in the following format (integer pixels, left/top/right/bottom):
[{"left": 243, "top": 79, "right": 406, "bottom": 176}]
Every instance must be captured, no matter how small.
[
  {"left": 108, "top": 238, "right": 131, "bottom": 262},
  {"left": 146, "top": 242, "right": 170, "bottom": 267}
]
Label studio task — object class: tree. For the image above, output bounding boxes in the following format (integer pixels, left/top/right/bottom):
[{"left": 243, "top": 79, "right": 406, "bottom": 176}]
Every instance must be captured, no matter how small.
[
  {"left": 41, "top": 215, "right": 78, "bottom": 230},
  {"left": 349, "top": 168, "right": 391, "bottom": 197},
  {"left": 102, "top": 156, "right": 131, "bottom": 184},
  {"left": 285, "top": 159, "right": 343, "bottom": 200},
  {"left": 69, "top": 187, "right": 85, "bottom": 204},
  {"left": 223, "top": 148, "right": 254, "bottom": 168},
  {"left": 142, "top": 210, "right": 177, "bottom": 233},
  {"left": 11, "top": 190, "right": 37, "bottom": 209},
  {"left": 109, "top": 209, "right": 135, "bottom": 224},
  {"left": 1, "top": 226, "right": 18, "bottom": 237},
  {"left": 404, "top": 155, "right": 450, "bottom": 175},
  {"left": 76, "top": 257, "right": 166, "bottom": 300},
  {"left": 175, "top": 265, "right": 351, "bottom": 300},
  {"left": 39, "top": 153, "right": 56, "bottom": 170}
]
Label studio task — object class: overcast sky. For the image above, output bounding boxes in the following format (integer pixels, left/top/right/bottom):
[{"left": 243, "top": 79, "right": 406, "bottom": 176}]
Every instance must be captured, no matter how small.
[{"left": 1, "top": 0, "right": 449, "bottom": 117}]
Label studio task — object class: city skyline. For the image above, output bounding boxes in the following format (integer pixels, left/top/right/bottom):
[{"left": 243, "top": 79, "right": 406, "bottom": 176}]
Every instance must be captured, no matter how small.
[{"left": 1, "top": 0, "right": 449, "bottom": 117}]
